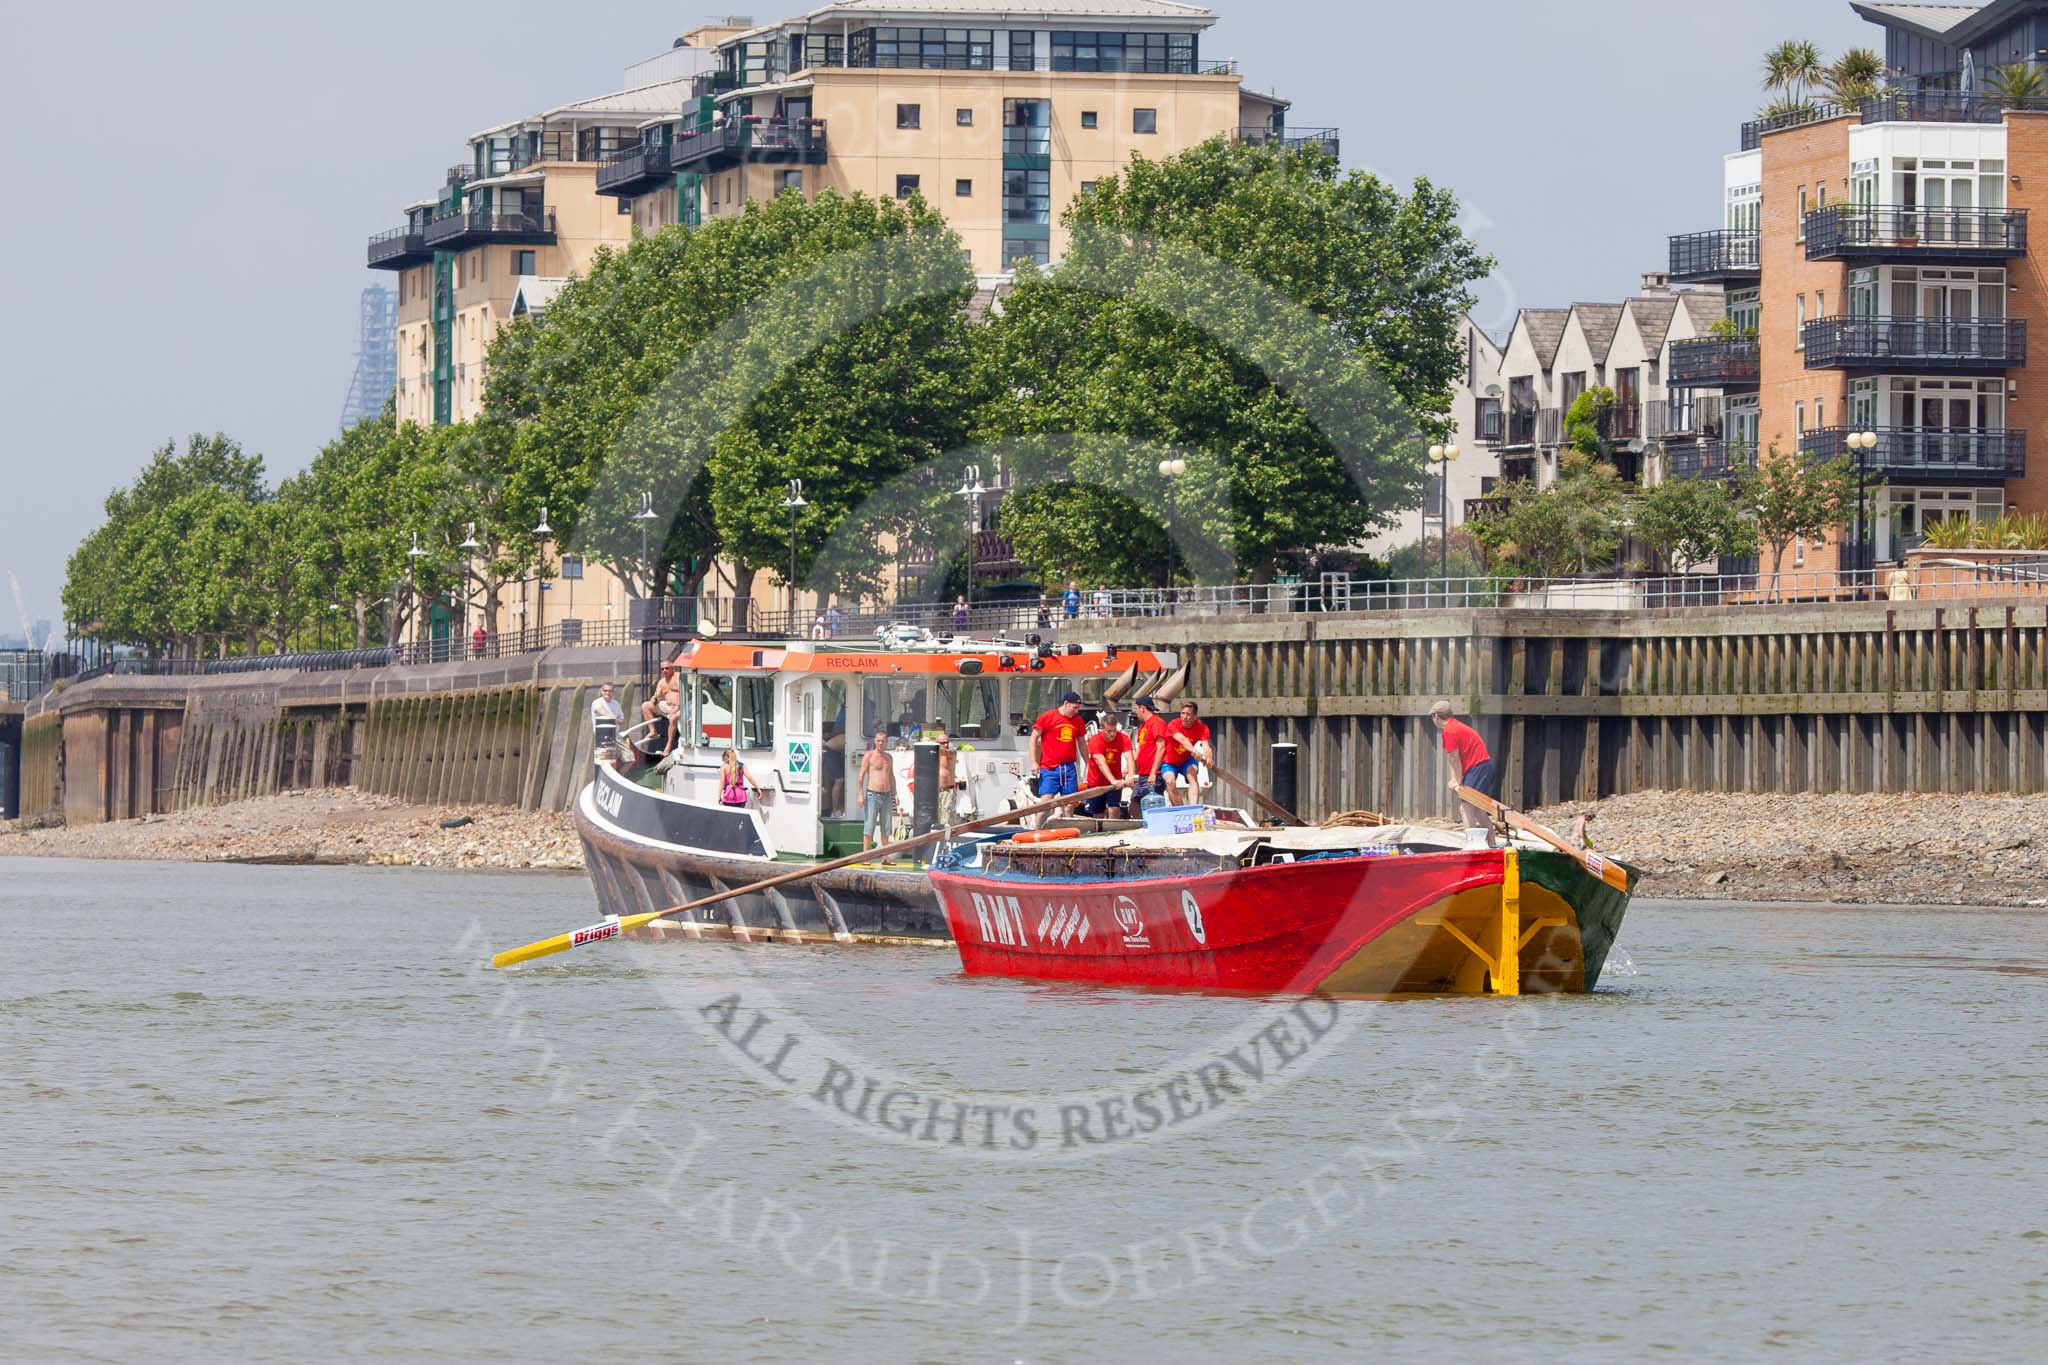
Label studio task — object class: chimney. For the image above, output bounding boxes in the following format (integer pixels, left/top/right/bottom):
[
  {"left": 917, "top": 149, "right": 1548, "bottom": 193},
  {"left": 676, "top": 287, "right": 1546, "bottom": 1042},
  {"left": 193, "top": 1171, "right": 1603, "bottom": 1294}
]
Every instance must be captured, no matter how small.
[{"left": 1639, "top": 271, "right": 1671, "bottom": 295}]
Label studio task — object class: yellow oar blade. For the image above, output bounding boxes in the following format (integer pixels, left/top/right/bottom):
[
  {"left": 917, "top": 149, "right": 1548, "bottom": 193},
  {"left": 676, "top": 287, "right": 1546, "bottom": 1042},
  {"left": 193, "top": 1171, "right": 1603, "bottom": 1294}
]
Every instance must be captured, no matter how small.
[{"left": 492, "top": 913, "right": 656, "bottom": 968}]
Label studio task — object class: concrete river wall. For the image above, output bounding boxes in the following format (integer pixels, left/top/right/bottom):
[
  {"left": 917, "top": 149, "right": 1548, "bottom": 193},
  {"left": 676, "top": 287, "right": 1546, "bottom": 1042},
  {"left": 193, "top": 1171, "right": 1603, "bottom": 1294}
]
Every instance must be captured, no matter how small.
[{"left": 18, "top": 599, "right": 2048, "bottom": 829}]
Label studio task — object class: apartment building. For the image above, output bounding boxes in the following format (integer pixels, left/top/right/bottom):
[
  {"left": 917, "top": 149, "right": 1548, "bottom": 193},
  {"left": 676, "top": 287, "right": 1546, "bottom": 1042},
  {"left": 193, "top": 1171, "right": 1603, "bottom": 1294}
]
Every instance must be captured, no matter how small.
[
  {"left": 592, "top": 0, "right": 1332, "bottom": 274},
  {"left": 1661, "top": 0, "right": 2048, "bottom": 568},
  {"left": 366, "top": 42, "right": 721, "bottom": 426}
]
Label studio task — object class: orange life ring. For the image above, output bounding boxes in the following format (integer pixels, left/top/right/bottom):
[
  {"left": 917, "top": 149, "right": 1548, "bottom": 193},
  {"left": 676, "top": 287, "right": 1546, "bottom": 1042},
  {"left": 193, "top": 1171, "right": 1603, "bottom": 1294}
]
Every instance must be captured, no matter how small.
[{"left": 1012, "top": 827, "right": 1081, "bottom": 844}]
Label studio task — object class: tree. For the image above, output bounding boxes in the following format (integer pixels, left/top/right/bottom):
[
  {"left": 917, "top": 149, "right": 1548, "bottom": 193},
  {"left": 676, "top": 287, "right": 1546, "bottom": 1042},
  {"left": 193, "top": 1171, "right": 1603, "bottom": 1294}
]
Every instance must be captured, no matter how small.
[
  {"left": 1738, "top": 447, "right": 1861, "bottom": 599},
  {"left": 975, "top": 137, "right": 1491, "bottom": 585},
  {"left": 1762, "top": 39, "right": 1826, "bottom": 111},
  {"left": 1988, "top": 61, "right": 2048, "bottom": 107},
  {"left": 1826, "top": 48, "right": 1886, "bottom": 104},
  {"left": 1632, "top": 476, "right": 1757, "bottom": 574},
  {"left": 997, "top": 483, "right": 1171, "bottom": 588},
  {"left": 1468, "top": 456, "right": 1629, "bottom": 578},
  {"left": 1387, "top": 527, "right": 1488, "bottom": 581},
  {"left": 1564, "top": 385, "right": 1617, "bottom": 462}
]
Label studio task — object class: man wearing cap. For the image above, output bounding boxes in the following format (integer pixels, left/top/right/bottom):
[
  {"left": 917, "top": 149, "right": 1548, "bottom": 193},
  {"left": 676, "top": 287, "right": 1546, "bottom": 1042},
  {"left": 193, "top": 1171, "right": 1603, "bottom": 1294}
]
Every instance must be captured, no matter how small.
[
  {"left": 1430, "top": 699, "right": 1499, "bottom": 847},
  {"left": 1131, "top": 697, "right": 1171, "bottom": 800},
  {"left": 1081, "top": 709, "right": 1135, "bottom": 818},
  {"left": 1029, "top": 692, "right": 1086, "bottom": 824}
]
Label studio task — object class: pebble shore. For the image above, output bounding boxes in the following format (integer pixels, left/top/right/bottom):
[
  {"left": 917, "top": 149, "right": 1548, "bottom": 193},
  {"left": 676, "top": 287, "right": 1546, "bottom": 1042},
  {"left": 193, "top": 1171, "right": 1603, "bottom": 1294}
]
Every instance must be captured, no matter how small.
[
  {"left": 5, "top": 788, "right": 2047, "bottom": 906},
  {"left": 0, "top": 788, "right": 582, "bottom": 872}
]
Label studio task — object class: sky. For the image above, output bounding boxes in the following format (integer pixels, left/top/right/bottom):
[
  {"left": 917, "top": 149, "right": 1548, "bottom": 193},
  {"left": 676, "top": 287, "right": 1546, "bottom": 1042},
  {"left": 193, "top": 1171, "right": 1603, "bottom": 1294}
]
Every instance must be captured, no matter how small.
[{"left": 0, "top": 0, "right": 1875, "bottom": 634}]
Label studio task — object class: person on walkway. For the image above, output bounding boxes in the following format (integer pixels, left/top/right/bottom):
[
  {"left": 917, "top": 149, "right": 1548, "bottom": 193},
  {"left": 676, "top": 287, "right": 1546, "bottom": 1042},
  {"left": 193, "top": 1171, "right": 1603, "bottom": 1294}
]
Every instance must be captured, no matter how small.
[
  {"left": 953, "top": 596, "right": 970, "bottom": 631},
  {"left": 472, "top": 625, "right": 488, "bottom": 659},
  {"left": 1036, "top": 596, "right": 1053, "bottom": 630},
  {"left": 1082, "top": 709, "right": 1135, "bottom": 817},
  {"left": 1131, "top": 697, "right": 1170, "bottom": 801},
  {"left": 827, "top": 605, "right": 843, "bottom": 637},
  {"left": 811, "top": 613, "right": 828, "bottom": 640},
  {"left": 719, "top": 748, "right": 766, "bottom": 807},
  {"left": 859, "top": 728, "right": 898, "bottom": 853},
  {"left": 1430, "top": 699, "right": 1499, "bottom": 847},
  {"left": 1062, "top": 581, "right": 1081, "bottom": 621},
  {"left": 1161, "top": 700, "right": 1213, "bottom": 806},
  {"left": 1028, "top": 691, "right": 1086, "bottom": 826}
]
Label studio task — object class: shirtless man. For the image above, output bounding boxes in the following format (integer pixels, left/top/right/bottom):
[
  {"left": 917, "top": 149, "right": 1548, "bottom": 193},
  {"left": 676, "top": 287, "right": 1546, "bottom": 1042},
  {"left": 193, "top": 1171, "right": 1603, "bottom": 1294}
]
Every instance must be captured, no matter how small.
[
  {"left": 858, "top": 728, "right": 898, "bottom": 853},
  {"left": 641, "top": 660, "right": 682, "bottom": 754}
]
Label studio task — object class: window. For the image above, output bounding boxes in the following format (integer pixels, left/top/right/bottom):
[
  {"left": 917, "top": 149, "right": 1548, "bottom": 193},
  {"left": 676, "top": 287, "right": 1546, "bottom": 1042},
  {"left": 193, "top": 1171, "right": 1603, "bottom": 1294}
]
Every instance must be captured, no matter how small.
[
  {"left": 1133, "top": 108, "right": 1158, "bottom": 134},
  {"left": 1816, "top": 397, "right": 1825, "bottom": 429},
  {"left": 1798, "top": 185, "right": 1809, "bottom": 239},
  {"left": 1816, "top": 289, "right": 1825, "bottom": 318},
  {"left": 1796, "top": 401, "right": 1806, "bottom": 434},
  {"left": 895, "top": 174, "right": 921, "bottom": 199},
  {"left": 853, "top": 27, "right": 994, "bottom": 69},
  {"left": 1003, "top": 99, "right": 1050, "bottom": 157},
  {"left": 777, "top": 169, "right": 803, "bottom": 194},
  {"left": 955, "top": 178, "right": 973, "bottom": 196},
  {"left": 803, "top": 33, "right": 844, "bottom": 68},
  {"left": 1081, "top": 110, "right": 1098, "bottom": 129},
  {"left": 897, "top": 103, "right": 921, "bottom": 129},
  {"left": 1004, "top": 167, "right": 1050, "bottom": 223},
  {"left": 956, "top": 107, "right": 974, "bottom": 126},
  {"left": 1079, "top": 180, "right": 1098, "bottom": 195},
  {"left": 1050, "top": 30, "right": 1196, "bottom": 73},
  {"left": 1004, "top": 237, "right": 1051, "bottom": 267},
  {"left": 514, "top": 250, "right": 536, "bottom": 275},
  {"left": 1009, "top": 30, "right": 1036, "bottom": 70},
  {"left": 734, "top": 676, "right": 775, "bottom": 751},
  {"left": 560, "top": 555, "right": 584, "bottom": 580},
  {"left": 1796, "top": 292, "right": 1806, "bottom": 347}
]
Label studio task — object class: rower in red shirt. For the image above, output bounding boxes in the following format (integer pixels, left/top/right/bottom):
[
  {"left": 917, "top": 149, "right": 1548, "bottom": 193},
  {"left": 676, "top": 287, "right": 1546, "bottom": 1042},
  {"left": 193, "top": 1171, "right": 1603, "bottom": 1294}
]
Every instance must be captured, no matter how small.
[
  {"left": 1131, "top": 697, "right": 1171, "bottom": 800},
  {"left": 1430, "top": 699, "right": 1499, "bottom": 847},
  {"left": 1028, "top": 691, "right": 1087, "bottom": 829},
  {"left": 1161, "top": 699, "right": 1214, "bottom": 806},
  {"left": 1082, "top": 710, "right": 1135, "bottom": 818}
]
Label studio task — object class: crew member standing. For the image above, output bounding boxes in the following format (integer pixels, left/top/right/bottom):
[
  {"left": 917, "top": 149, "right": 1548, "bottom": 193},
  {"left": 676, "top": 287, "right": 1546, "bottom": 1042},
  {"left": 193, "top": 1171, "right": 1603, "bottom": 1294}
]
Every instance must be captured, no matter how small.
[
  {"left": 1430, "top": 699, "right": 1499, "bottom": 847},
  {"left": 1131, "top": 697, "right": 1170, "bottom": 801},
  {"left": 1028, "top": 691, "right": 1086, "bottom": 826},
  {"left": 1161, "top": 700, "right": 1213, "bottom": 806},
  {"left": 1082, "top": 710, "right": 1135, "bottom": 818}
]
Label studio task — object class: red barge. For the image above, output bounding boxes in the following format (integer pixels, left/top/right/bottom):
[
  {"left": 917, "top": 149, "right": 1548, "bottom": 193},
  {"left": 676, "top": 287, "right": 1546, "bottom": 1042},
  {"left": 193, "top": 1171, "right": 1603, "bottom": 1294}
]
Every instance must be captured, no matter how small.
[{"left": 930, "top": 824, "right": 1635, "bottom": 997}]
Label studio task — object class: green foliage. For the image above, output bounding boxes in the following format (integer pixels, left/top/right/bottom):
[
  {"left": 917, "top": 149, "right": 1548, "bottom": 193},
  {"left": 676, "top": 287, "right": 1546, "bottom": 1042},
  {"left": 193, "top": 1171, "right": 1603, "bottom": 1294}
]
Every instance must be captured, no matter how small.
[
  {"left": 1920, "top": 515, "right": 1979, "bottom": 550},
  {"left": 1988, "top": 62, "right": 2048, "bottom": 106},
  {"left": 1737, "top": 446, "right": 1864, "bottom": 595},
  {"left": 1564, "top": 385, "right": 1616, "bottom": 461},
  {"left": 1386, "top": 527, "right": 1487, "bottom": 580},
  {"left": 1762, "top": 39, "right": 1826, "bottom": 107},
  {"left": 997, "top": 483, "right": 1170, "bottom": 587},
  {"left": 1632, "top": 475, "right": 1758, "bottom": 574},
  {"left": 1467, "top": 456, "right": 1629, "bottom": 577},
  {"left": 976, "top": 137, "right": 1491, "bottom": 585},
  {"left": 1920, "top": 510, "right": 2048, "bottom": 550},
  {"left": 1826, "top": 48, "right": 1885, "bottom": 104},
  {"left": 1707, "top": 316, "right": 1758, "bottom": 341}
]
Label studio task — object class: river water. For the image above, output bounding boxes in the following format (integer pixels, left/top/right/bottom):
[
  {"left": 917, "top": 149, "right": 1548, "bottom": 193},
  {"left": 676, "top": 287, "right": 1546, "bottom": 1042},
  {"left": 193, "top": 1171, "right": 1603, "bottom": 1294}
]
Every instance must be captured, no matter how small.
[{"left": 4, "top": 857, "right": 2044, "bottom": 1362}]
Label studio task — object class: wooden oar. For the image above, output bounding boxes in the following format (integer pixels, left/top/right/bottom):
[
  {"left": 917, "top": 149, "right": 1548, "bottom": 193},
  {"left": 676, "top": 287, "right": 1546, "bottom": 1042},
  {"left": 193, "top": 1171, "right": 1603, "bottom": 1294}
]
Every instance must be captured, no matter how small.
[
  {"left": 1164, "top": 731, "right": 1308, "bottom": 826},
  {"left": 491, "top": 782, "right": 1122, "bottom": 968},
  {"left": 1455, "top": 784, "right": 1630, "bottom": 893}
]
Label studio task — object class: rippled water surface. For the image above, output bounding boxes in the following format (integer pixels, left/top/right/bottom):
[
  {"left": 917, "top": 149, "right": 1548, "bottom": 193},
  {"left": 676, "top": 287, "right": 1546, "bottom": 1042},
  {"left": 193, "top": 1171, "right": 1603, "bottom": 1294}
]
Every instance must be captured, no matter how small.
[{"left": 4, "top": 857, "right": 2045, "bottom": 1362}]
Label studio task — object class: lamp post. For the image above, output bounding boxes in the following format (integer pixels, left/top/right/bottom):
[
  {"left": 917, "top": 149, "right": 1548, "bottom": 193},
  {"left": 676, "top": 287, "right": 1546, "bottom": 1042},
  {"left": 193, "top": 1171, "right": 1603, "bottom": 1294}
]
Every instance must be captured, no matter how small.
[
  {"left": 459, "top": 523, "right": 482, "bottom": 648},
  {"left": 780, "top": 479, "right": 808, "bottom": 628},
  {"left": 1157, "top": 458, "right": 1187, "bottom": 598},
  {"left": 531, "top": 506, "right": 552, "bottom": 646},
  {"left": 956, "top": 466, "right": 988, "bottom": 614},
  {"left": 1428, "top": 442, "right": 1460, "bottom": 582},
  {"left": 634, "top": 492, "right": 660, "bottom": 600},
  {"left": 328, "top": 601, "right": 340, "bottom": 652},
  {"left": 1848, "top": 429, "right": 1878, "bottom": 592},
  {"left": 406, "top": 533, "right": 429, "bottom": 660}
]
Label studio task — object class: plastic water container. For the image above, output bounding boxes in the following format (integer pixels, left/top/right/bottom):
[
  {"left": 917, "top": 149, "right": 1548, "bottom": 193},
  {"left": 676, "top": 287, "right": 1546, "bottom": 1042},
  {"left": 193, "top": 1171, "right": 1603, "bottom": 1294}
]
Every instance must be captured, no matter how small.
[
  {"left": 1143, "top": 804, "right": 1214, "bottom": 835},
  {"left": 1138, "top": 791, "right": 1168, "bottom": 815}
]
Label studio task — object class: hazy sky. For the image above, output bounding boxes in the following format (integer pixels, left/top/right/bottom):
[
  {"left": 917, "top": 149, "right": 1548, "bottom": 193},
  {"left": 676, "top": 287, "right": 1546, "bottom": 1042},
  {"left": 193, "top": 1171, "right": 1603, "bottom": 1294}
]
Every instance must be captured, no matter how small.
[{"left": 0, "top": 0, "right": 1872, "bottom": 631}]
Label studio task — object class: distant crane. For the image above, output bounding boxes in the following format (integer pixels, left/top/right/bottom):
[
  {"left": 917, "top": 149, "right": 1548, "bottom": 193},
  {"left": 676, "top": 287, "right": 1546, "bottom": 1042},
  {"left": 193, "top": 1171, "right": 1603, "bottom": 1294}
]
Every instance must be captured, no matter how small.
[{"left": 6, "top": 570, "right": 43, "bottom": 650}]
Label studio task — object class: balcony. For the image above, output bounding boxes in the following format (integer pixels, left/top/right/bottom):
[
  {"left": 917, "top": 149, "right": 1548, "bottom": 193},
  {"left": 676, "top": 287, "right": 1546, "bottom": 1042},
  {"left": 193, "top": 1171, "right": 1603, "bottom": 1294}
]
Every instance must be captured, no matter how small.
[
  {"left": 367, "top": 225, "right": 431, "bottom": 270},
  {"left": 1860, "top": 88, "right": 2006, "bottom": 127},
  {"left": 1666, "top": 440, "right": 1756, "bottom": 482},
  {"left": 1464, "top": 495, "right": 1511, "bottom": 522},
  {"left": 670, "top": 118, "right": 829, "bottom": 173},
  {"left": 1739, "top": 100, "right": 1849, "bottom": 151},
  {"left": 596, "top": 141, "right": 674, "bottom": 197},
  {"left": 1661, "top": 394, "right": 1727, "bottom": 442},
  {"left": 1801, "top": 316, "right": 2026, "bottom": 373},
  {"left": 423, "top": 207, "right": 558, "bottom": 249},
  {"left": 1473, "top": 397, "right": 1504, "bottom": 447},
  {"left": 1805, "top": 426, "right": 2025, "bottom": 482},
  {"left": 1611, "top": 402, "right": 1644, "bottom": 441},
  {"left": 1668, "top": 230, "right": 1761, "bottom": 285},
  {"left": 1803, "top": 204, "right": 2026, "bottom": 263},
  {"left": 1235, "top": 127, "right": 1340, "bottom": 157},
  {"left": 1501, "top": 406, "right": 1562, "bottom": 449},
  {"left": 1667, "top": 337, "right": 1761, "bottom": 388}
]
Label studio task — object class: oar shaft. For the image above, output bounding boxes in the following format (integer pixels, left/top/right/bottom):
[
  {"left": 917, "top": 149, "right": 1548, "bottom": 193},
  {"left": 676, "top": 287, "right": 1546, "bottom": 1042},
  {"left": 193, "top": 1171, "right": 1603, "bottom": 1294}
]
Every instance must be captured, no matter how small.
[
  {"left": 1166, "top": 733, "right": 1305, "bottom": 826},
  {"left": 1455, "top": 784, "right": 1629, "bottom": 892},
  {"left": 491, "top": 781, "right": 1120, "bottom": 968}
]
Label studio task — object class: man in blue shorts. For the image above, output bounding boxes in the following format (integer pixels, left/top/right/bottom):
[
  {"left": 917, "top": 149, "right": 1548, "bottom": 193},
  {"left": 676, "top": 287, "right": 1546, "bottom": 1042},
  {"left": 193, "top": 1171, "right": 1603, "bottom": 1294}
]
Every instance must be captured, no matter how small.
[{"left": 1028, "top": 691, "right": 1086, "bottom": 825}]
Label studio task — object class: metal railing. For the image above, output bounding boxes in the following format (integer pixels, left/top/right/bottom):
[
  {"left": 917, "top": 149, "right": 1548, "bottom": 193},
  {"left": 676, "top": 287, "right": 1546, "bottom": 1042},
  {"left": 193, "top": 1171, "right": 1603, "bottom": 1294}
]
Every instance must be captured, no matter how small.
[
  {"left": 670, "top": 118, "right": 829, "bottom": 168},
  {"left": 1235, "top": 127, "right": 1340, "bottom": 156},
  {"left": 1801, "top": 316, "right": 2026, "bottom": 370},
  {"left": 423, "top": 207, "right": 558, "bottom": 247},
  {"left": 1666, "top": 440, "right": 1757, "bottom": 481},
  {"left": 366, "top": 225, "right": 429, "bottom": 267},
  {"left": 1860, "top": 88, "right": 2008, "bottom": 126},
  {"left": 1804, "top": 204, "right": 2027, "bottom": 259},
  {"left": 1668, "top": 230, "right": 1762, "bottom": 281},
  {"left": 1668, "top": 336, "right": 1761, "bottom": 387},
  {"left": 394, "top": 619, "right": 633, "bottom": 665},
  {"left": 1503, "top": 406, "right": 1562, "bottom": 448},
  {"left": 1805, "top": 425, "right": 2027, "bottom": 479},
  {"left": 596, "top": 140, "right": 674, "bottom": 193},
  {"left": 1740, "top": 100, "right": 1850, "bottom": 150},
  {"left": 1611, "top": 401, "right": 1644, "bottom": 441}
]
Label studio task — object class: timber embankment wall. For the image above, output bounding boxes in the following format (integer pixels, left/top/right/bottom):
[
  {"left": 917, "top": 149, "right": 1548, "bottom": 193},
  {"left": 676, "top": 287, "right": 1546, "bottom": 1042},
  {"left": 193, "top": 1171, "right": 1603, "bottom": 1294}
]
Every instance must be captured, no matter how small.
[{"left": 20, "top": 601, "right": 2048, "bottom": 829}]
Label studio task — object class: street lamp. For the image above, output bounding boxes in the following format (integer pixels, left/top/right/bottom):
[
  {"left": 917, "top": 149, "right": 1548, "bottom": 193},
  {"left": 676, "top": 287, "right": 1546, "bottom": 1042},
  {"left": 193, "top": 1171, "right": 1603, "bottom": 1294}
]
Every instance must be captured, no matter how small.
[
  {"left": 634, "top": 492, "right": 660, "bottom": 600},
  {"left": 1847, "top": 430, "right": 1878, "bottom": 589},
  {"left": 328, "top": 601, "right": 340, "bottom": 652},
  {"left": 1429, "top": 442, "right": 1460, "bottom": 581},
  {"left": 780, "top": 479, "right": 808, "bottom": 627},
  {"left": 459, "top": 523, "right": 482, "bottom": 648},
  {"left": 406, "top": 533, "right": 429, "bottom": 657},
  {"left": 531, "top": 507, "right": 552, "bottom": 643},
  {"left": 956, "top": 466, "right": 988, "bottom": 614},
  {"left": 1158, "top": 458, "right": 1187, "bottom": 595}
]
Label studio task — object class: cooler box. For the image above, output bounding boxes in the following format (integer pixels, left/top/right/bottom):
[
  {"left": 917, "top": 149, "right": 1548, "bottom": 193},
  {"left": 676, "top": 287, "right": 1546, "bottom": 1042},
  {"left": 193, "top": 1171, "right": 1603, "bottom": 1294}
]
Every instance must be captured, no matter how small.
[{"left": 1143, "top": 804, "right": 1213, "bottom": 835}]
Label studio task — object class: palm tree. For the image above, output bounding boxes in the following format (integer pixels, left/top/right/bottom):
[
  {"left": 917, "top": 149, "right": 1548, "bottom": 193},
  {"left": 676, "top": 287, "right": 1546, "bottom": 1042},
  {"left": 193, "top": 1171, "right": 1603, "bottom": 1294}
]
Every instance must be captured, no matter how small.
[
  {"left": 1988, "top": 61, "right": 2048, "bottom": 108},
  {"left": 1827, "top": 48, "right": 1886, "bottom": 104},
  {"left": 1762, "top": 39, "right": 1827, "bottom": 109}
]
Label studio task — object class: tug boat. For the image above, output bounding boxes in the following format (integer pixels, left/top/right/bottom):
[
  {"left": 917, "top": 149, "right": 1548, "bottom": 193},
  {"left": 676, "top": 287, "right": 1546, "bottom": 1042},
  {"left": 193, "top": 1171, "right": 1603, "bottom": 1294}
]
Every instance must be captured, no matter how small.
[
  {"left": 574, "top": 626, "right": 1178, "bottom": 945},
  {"left": 928, "top": 824, "right": 1635, "bottom": 996}
]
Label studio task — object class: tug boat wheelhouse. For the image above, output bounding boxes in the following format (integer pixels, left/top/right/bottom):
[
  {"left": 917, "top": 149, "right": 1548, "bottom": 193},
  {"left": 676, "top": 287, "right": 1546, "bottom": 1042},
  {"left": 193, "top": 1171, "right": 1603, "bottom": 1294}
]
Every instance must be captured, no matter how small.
[{"left": 574, "top": 627, "right": 1178, "bottom": 945}]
